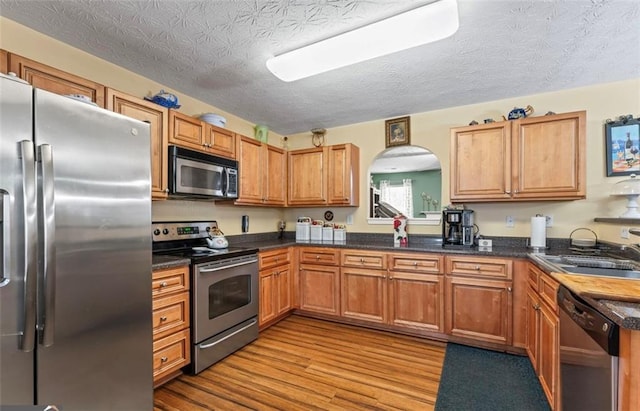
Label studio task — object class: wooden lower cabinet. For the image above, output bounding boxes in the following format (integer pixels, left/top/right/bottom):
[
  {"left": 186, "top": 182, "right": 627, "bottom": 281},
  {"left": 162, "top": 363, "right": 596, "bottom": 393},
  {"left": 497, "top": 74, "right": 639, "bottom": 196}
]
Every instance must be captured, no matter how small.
[
  {"left": 445, "top": 256, "right": 513, "bottom": 345},
  {"left": 341, "top": 266, "right": 386, "bottom": 323},
  {"left": 152, "top": 265, "right": 190, "bottom": 387},
  {"left": 526, "top": 263, "right": 559, "bottom": 410},
  {"left": 388, "top": 271, "right": 444, "bottom": 332},
  {"left": 259, "top": 248, "right": 292, "bottom": 328},
  {"left": 299, "top": 263, "right": 341, "bottom": 315}
]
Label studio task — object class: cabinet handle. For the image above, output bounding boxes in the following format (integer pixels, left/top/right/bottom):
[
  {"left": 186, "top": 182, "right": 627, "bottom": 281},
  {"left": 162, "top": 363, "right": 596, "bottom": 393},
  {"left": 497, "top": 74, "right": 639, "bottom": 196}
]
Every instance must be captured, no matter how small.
[
  {"left": 161, "top": 356, "right": 168, "bottom": 363},
  {"left": 160, "top": 281, "right": 168, "bottom": 287},
  {"left": 533, "top": 303, "right": 540, "bottom": 310},
  {"left": 505, "top": 190, "right": 511, "bottom": 194},
  {"left": 360, "top": 258, "right": 365, "bottom": 264},
  {"left": 413, "top": 262, "right": 418, "bottom": 266},
  {"left": 389, "top": 276, "right": 393, "bottom": 280},
  {"left": 316, "top": 255, "right": 320, "bottom": 260},
  {"left": 164, "top": 188, "right": 169, "bottom": 193},
  {"left": 507, "top": 287, "right": 512, "bottom": 292},
  {"left": 474, "top": 265, "right": 480, "bottom": 270},
  {"left": 160, "top": 316, "right": 167, "bottom": 321}
]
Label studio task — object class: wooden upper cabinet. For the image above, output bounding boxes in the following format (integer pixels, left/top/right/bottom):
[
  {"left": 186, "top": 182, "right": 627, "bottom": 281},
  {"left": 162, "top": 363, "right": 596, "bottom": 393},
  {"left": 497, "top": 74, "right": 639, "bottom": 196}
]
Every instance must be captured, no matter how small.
[
  {"left": 512, "top": 111, "right": 585, "bottom": 200},
  {"left": 168, "top": 110, "right": 236, "bottom": 159},
  {"left": 288, "top": 147, "right": 327, "bottom": 206},
  {"left": 105, "top": 88, "right": 169, "bottom": 200},
  {"left": 1, "top": 49, "right": 7, "bottom": 74},
  {"left": 236, "top": 135, "right": 286, "bottom": 206},
  {"left": 327, "top": 144, "right": 360, "bottom": 206},
  {"left": 287, "top": 143, "right": 360, "bottom": 207},
  {"left": 450, "top": 111, "right": 586, "bottom": 202},
  {"left": 8, "top": 53, "right": 105, "bottom": 107},
  {"left": 204, "top": 123, "right": 235, "bottom": 159},
  {"left": 168, "top": 110, "right": 205, "bottom": 150}
]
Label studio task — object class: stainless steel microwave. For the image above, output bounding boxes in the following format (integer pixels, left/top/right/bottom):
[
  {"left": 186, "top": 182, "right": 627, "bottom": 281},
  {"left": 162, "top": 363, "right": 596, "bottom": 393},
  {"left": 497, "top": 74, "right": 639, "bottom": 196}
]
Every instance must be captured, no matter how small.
[{"left": 168, "top": 145, "right": 238, "bottom": 199}]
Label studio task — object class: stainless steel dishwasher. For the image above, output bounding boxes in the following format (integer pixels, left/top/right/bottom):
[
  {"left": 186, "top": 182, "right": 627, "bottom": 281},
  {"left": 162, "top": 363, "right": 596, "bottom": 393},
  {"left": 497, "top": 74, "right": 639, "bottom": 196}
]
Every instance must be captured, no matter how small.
[{"left": 558, "top": 285, "right": 619, "bottom": 411}]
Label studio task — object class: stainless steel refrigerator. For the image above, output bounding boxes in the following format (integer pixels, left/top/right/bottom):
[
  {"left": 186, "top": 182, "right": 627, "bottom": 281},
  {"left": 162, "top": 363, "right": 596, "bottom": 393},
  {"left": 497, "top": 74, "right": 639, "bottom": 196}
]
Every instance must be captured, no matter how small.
[{"left": 0, "top": 73, "right": 153, "bottom": 410}]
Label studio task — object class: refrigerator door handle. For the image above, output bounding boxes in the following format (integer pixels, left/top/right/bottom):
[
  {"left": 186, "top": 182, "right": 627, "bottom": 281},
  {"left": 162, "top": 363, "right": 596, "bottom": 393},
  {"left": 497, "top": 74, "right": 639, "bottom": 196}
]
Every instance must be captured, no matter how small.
[
  {"left": 20, "top": 140, "right": 37, "bottom": 352},
  {"left": 1, "top": 190, "right": 10, "bottom": 287},
  {"left": 37, "top": 144, "right": 56, "bottom": 347}
]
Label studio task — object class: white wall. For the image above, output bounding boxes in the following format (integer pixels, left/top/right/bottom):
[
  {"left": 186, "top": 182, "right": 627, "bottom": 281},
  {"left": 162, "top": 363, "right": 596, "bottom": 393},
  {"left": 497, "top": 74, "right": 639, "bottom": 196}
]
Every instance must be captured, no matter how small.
[{"left": 3, "top": 16, "right": 640, "bottom": 242}]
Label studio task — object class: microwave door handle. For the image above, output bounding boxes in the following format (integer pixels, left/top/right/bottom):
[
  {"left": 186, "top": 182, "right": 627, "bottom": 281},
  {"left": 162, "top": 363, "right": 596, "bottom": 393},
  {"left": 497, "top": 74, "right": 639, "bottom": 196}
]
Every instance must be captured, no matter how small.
[{"left": 222, "top": 168, "right": 228, "bottom": 196}]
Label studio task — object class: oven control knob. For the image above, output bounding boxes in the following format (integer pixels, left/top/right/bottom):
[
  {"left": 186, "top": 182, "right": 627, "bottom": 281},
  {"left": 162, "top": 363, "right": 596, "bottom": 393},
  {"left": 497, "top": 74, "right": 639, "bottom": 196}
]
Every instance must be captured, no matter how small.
[
  {"left": 206, "top": 227, "right": 211, "bottom": 232},
  {"left": 153, "top": 229, "right": 161, "bottom": 236},
  {"left": 162, "top": 229, "right": 169, "bottom": 235}
]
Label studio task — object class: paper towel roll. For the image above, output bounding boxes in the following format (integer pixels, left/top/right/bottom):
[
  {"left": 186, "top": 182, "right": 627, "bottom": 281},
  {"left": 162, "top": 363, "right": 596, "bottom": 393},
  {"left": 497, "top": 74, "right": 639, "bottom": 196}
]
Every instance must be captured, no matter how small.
[{"left": 530, "top": 216, "right": 546, "bottom": 248}]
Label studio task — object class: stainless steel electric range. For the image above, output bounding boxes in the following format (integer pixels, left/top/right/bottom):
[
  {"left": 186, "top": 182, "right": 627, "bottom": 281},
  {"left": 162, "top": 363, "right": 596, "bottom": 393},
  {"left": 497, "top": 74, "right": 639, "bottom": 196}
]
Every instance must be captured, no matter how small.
[{"left": 152, "top": 221, "right": 259, "bottom": 374}]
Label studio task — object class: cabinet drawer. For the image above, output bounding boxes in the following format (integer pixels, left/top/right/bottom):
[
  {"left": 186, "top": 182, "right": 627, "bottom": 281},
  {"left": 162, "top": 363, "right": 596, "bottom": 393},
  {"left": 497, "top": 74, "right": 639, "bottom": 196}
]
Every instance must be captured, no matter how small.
[
  {"left": 152, "top": 266, "right": 189, "bottom": 297},
  {"left": 388, "top": 253, "right": 443, "bottom": 274},
  {"left": 153, "top": 292, "right": 190, "bottom": 339},
  {"left": 299, "top": 247, "right": 340, "bottom": 266},
  {"left": 527, "top": 263, "right": 542, "bottom": 292},
  {"left": 539, "top": 273, "right": 559, "bottom": 312},
  {"left": 341, "top": 249, "right": 387, "bottom": 270},
  {"left": 259, "top": 248, "right": 291, "bottom": 270},
  {"left": 446, "top": 256, "right": 512, "bottom": 280},
  {"left": 153, "top": 329, "right": 190, "bottom": 380}
]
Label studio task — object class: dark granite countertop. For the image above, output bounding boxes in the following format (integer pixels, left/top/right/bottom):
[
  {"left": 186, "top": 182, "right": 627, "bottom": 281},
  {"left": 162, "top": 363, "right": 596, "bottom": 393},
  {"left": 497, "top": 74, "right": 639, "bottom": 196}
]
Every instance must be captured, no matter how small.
[
  {"left": 178, "top": 231, "right": 640, "bottom": 331},
  {"left": 152, "top": 254, "right": 190, "bottom": 270}
]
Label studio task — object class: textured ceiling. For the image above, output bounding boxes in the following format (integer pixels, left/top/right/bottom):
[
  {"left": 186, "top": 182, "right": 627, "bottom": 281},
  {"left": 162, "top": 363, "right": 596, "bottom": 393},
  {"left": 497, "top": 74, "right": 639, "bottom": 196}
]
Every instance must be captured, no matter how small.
[{"left": 1, "top": 0, "right": 639, "bottom": 135}]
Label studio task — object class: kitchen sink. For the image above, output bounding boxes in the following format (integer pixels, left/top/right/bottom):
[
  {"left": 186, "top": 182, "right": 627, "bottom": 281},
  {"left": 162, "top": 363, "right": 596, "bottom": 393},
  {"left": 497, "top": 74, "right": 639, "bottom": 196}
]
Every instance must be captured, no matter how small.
[{"left": 532, "top": 254, "right": 640, "bottom": 279}]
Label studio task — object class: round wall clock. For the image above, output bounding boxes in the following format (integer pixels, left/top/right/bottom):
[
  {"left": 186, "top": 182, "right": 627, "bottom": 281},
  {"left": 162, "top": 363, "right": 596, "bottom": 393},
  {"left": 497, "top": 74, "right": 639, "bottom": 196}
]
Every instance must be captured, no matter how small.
[{"left": 324, "top": 210, "right": 334, "bottom": 221}]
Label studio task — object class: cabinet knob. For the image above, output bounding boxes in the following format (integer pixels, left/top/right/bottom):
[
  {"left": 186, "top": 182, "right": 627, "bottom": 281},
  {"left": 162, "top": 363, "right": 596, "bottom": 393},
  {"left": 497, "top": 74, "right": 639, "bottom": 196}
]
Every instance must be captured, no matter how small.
[
  {"left": 160, "top": 281, "right": 168, "bottom": 287},
  {"left": 474, "top": 265, "right": 480, "bottom": 270},
  {"left": 161, "top": 357, "right": 168, "bottom": 363},
  {"left": 360, "top": 258, "right": 365, "bottom": 264},
  {"left": 160, "top": 316, "right": 167, "bottom": 321},
  {"left": 533, "top": 303, "right": 540, "bottom": 310},
  {"left": 164, "top": 188, "right": 169, "bottom": 193},
  {"left": 389, "top": 276, "right": 393, "bottom": 280},
  {"left": 507, "top": 287, "right": 512, "bottom": 292},
  {"left": 316, "top": 255, "right": 320, "bottom": 260},
  {"left": 413, "top": 262, "right": 418, "bottom": 266},
  {"left": 505, "top": 190, "right": 511, "bottom": 194}
]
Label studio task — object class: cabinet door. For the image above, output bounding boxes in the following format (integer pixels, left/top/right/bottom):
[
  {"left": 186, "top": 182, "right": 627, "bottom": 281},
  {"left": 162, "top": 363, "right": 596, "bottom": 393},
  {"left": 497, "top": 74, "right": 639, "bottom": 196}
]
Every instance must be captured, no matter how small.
[
  {"left": 445, "top": 276, "right": 513, "bottom": 345},
  {"left": 0, "top": 49, "right": 7, "bottom": 74},
  {"left": 259, "top": 269, "right": 277, "bottom": 326},
  {"left": 168, "top": 110, "right": 205, "bottom": 151},
  {"left": 9, "top": 53, "right": 106, "bottom": 107},
  {"left": 525, "top": 288, "right": 540, "bottom": 372},
  {"left": 512, "top": 111, "right": 586, "bottom": 200},
  {"left": 236, "top": 135, "right": 265, "bottom": 204},
  {"left": 341, "top": 267, "right": 386, "bottom": 323},
  {"left": 264, "top": 144, "right": 286, "bottom": 205},
  {"left": 299, "top": 264, "right": 340, "bottom": 315},
  {"left": 276, "top": 264, "right": 292, "bottom": 316},
  {"left": 388, "top": 271, "right": 444, "bottom": 332},
  {"left": 106, "top": 88, "right": 169, "bottom": 199},
  {"left": 538, "top": 302, "right": 559, "bottom": 409},
  {"left": 288, "top": 147, "right": 327, "bottom": 205},
  {"left": 450, "top": 122, "right": 511, "bottom": 201},
  {"left": 205, "top": 123, "right": 235, "bottom": 159},
  {"left": 327, "top": 144, "right": 359, "bottom": 206}
]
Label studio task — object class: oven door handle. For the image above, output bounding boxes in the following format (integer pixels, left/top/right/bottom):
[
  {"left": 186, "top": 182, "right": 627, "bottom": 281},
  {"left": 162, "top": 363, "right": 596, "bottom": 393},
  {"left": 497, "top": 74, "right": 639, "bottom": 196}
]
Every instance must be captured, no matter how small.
[
  {"left": 198, "top": 259, "right": 257, "bottom": 273},
  {"left": 198, "top": 319, "right": 257, "bottom": 349}
]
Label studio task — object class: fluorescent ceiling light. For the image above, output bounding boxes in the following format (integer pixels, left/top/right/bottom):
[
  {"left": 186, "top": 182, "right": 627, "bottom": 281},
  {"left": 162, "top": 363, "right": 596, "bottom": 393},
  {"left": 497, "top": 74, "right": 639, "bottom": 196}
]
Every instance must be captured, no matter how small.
[{"left": 266, "top": 0, "right": 459, "bottom": 82}]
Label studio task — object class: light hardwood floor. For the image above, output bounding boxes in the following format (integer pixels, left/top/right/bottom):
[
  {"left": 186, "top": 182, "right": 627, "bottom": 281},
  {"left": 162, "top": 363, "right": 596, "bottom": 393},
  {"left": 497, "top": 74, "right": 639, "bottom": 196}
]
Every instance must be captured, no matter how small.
[{"left": 154, "top": 315, "right": 447, "bottom": 410}]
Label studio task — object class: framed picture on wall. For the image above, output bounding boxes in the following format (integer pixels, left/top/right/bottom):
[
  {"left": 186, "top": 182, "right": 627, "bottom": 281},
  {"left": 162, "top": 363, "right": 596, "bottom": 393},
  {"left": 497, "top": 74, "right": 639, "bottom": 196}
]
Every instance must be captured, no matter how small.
[
  {"left": 606, "top": 117, "right": 640, "bottom": 176},
  {"left": 385, "top": 116, "right": 410, "bottom": 148}
]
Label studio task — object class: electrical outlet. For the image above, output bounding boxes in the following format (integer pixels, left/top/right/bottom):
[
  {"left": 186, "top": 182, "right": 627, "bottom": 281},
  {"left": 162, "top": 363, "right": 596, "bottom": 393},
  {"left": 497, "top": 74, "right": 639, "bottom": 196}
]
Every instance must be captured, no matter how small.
[
  {"left": 506, "top": 215, "right": 514, "bottom": 228},
  {"left": 545, "top": 215, "right": 553, "bottom": 228},
  {"left": 346, "top": 213, "right": 354, "bottom": 225},
  {"left": 621, "top": 227, "right": 630, "bottom": 239}
]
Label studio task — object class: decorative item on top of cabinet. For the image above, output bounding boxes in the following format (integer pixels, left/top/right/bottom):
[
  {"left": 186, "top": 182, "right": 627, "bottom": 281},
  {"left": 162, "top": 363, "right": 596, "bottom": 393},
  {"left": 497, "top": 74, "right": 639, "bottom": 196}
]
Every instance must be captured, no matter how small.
[
  {"left": 288, "top": 143, "right": 360, "bottom": 207},
  {"left": 525, "top": 263, "right": 559, "bottom": 410},
  {"left": 235, "top": 134, "right": 286, "bottom": 206},
  {"left": 168, "top": 110, "right": 236, "bottom": 159},
  {"left": 445, "top": 255, "right": 513, "bottom": 346},
  {"left": 8, "top": 52, "right": 106, "bottom": 107},
  {"left": 450, "top": 111, "right": 586, "bottom": 202},
  {"left": 152, "top": 265, "right": 191, "bottom": 387},
  {"left": 105, "top": 88, "right": 169, "bottom": 200},
  {"left": 258, "top": 248, "right": 293, "bottom": 329},
  {"left": 298, "top": 247, "right": 341, "bottom": 315}
]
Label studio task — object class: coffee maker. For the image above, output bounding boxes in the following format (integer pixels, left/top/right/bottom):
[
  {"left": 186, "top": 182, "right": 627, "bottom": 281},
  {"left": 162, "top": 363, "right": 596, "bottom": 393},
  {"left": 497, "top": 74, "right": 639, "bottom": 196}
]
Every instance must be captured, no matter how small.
[{"left": 442, "top": 208, "right": 475, "bottom": 246}]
